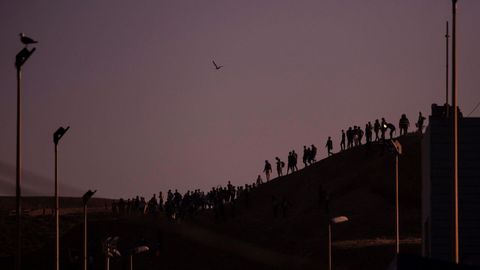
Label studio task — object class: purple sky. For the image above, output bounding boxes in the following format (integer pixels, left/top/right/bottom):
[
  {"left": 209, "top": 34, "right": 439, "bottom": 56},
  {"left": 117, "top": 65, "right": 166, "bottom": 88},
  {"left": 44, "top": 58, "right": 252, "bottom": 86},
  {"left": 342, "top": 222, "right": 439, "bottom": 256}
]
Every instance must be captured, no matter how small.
[{"left": 1, "top": 0, "right": 479, "bottom": 199}]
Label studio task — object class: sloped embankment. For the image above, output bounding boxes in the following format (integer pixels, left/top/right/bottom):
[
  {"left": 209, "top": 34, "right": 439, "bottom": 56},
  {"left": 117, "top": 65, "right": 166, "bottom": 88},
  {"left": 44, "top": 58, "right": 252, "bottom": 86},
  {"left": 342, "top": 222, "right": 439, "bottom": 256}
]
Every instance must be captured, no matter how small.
[{"left": 191, "top": 134, "right": 422, "bottom": 270}]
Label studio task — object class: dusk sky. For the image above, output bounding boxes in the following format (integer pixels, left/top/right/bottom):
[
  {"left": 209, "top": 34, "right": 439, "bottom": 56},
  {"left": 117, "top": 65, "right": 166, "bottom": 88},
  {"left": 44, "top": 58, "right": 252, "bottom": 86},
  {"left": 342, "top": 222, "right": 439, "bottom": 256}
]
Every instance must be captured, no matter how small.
[{"left": 1, "top": 0, "right": 479, "bottom": 199}]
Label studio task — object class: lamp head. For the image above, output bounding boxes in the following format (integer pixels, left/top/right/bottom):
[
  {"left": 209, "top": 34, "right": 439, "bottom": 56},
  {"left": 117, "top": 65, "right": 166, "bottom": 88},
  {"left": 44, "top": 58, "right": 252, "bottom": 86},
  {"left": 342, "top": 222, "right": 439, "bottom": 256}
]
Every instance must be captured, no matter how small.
[
  {"left": 103, "top": 236, "right": 121, "bottom": 257},
  {"left": 110, "top": 249, "right": 121, "bottom": 257},
  {"left": 390, "top": 140, "right": 402, "bottom": 155},
  {"left": 132, "top": 246, "right": 149, "bottom": 255},
  {"left": 53, "top": 126, "right": 70, "bottom": 145},
  {"left": 331, "top": 216, "right": 349, "bottom": 224},
  {"left": 82, "top": 189, "right": 97, "bottom": 205},
  {"left": 15, "top": 47, "right": 36, "bottom": 69}
]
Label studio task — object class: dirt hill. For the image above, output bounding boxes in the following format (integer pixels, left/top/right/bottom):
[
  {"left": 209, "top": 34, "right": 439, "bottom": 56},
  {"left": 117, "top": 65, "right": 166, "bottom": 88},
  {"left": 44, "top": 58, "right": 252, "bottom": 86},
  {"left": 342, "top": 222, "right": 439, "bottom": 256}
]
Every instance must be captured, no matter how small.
[
  {"left": 0, "top": 134, "right": 422, "bottom": 270},
  {"left": 186, "top": 133, "right": 422, "bottom": 269}
]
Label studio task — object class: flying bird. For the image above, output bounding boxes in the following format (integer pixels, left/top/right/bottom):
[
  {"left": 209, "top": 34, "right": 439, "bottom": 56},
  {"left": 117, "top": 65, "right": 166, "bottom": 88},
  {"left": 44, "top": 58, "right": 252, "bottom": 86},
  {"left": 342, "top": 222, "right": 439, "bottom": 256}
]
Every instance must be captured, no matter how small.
[
  {"left": 19, "top": 33, "right": 38, "bottom": 46},
  {"left": 212, "top": 60, "right": 223, "bottom": 70}
]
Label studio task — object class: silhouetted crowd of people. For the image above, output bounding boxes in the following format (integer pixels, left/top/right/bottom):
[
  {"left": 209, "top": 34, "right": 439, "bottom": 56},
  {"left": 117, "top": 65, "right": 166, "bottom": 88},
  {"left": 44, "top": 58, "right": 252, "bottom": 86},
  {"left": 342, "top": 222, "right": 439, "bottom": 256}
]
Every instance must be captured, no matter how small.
[
  {"left": 339, "top": 112, "right": 425, "bottom": 152},
  {"left": 260, "top": 112, "right": 427, "bottom": 181},
  {"left": 111, "top": 112, "right": 427, "bottom": 223},
  {"left": 112, "top": 179, "right": 269, "bottom": 222}
]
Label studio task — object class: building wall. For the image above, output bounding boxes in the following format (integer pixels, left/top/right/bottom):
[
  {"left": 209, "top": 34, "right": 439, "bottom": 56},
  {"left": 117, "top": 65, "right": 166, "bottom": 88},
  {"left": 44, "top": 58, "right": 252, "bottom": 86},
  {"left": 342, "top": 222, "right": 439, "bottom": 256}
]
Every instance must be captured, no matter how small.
[
  {"left": 421, "top": 105, "right": 480, "bottom": 266},
  {"left": 458, "top": 118, "right": 480, "bottom": 265},
  {"left": 421, "top": 124, "right": 431, "bottom": 257}
]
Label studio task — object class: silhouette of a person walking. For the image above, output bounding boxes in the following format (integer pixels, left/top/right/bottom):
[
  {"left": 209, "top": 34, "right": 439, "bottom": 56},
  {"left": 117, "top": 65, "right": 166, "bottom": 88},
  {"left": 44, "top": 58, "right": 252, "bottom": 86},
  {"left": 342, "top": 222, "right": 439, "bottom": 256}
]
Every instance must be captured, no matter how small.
[
  {"left": 399, "top": 114, "right": 410, "bottom": 136},
  {"left": 365, "top": 122, "right": 373, "bottom": 143},
  {"left": 326, "top": 136, "right": 333, "bottom": 156},
  {"left": 256, "top": 174, "right": 263, "bottom": 185},
  {"left": 386, "top": 122, "right": 396, "bottom": 139},
  {"left": 310, "top": 144, "right": 317, "bottom": 163},
  {"left": 292, "top": 150, "right": 298, "bottom": 171},
  {"left": 303, "top": 146, "right": 309, "bottom": 167},
  {"left": 380, "top": 118, "right": 387, "bottom": 140},
  {"left": 275, "top": 157, "right": 284, "bottom": 177},
  {"left": 374, "top": 119, "right": 380, "bottom": 141},
  {"left": 287, "top": 152, "right": 293, "bottom": 174},
  {"left": 416, "top": 112, "right": 426, "bottom": 134},
  {"left": 263, "top": 160, "right": 272, "bottom": 181},
  {"left": 340, "top": 130, "right": 346, "bottom": 151},
  {"left": 347, "top": 127, "right": 353, "bottom": 148}
]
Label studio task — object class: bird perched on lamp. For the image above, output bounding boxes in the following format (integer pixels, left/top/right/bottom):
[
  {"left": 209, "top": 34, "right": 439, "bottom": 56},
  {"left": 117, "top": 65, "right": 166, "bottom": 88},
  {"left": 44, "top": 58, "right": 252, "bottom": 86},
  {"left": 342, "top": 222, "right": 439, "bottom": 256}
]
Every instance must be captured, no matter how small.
[{"left": 20, "top": 33, "right": 38, "bottom": 47}]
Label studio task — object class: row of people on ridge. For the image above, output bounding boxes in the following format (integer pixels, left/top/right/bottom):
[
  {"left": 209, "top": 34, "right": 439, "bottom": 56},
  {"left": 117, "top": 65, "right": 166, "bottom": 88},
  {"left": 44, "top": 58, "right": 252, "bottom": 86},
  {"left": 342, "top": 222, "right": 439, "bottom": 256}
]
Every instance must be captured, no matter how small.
[{"left": 261, "top": 112, "right": 427, "bottom": 181}]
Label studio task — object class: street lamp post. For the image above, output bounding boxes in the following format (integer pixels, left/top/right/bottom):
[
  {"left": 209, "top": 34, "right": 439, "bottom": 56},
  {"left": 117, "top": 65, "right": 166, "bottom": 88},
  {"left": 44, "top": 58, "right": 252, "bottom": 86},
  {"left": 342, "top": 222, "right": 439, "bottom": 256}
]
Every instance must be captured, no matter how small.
[
  {"left": 451, "top": 0, "right": 459, "bottom": 264},
  {"left": 390, "top": 140, "right": 402, "bottom": 254},
  {"left": 53, "top": 126, "right": 70, "bottom": 270},
  {"left": 82, "top": 190, "right": 97, "bottom": 270},
  {"left": 102, "top": 236, "right": 120, "bottom": 270},
  {"left": 14, "top": 45, "right": 36, "bottom": 270},
  {"left": 328, "top": 216, "right": 349, "bottom": 270},
  {"left": 129, "top": 246, "right": 149, "bottom": 270},
  {"left": 445, "top": 21, "right": 450, "bottom": 117}
]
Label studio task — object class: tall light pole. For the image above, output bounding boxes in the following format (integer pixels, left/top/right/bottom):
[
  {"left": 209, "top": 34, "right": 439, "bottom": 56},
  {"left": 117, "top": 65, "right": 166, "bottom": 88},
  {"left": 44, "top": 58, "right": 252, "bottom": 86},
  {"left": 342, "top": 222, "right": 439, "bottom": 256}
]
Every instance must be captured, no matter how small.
[
  {"left": 328, "top": 216, "right": 349, "bottom": 270},
  {"left": 53, "top": 126, "right": 69, "bottom": 270},
  {"left": 82, "top": 190, "right": 96, "bottom": 270},
  {"left": 445, "top": 21, "right": 450, "bottom": 117},
  {"left": 451, "top": 0, "right": 459, "bottom": 264},
  {"left": 390, "top": 140, "right": 402, "bottom": 254},
  {"left": 102, "top": 236, "right": 120, "bottom": 270},
  {"left": 14, "top": 44, "right": 36, "bottom": 270},
  {"left": 129, "top": 246, "right": 149, "bottom": 270}
]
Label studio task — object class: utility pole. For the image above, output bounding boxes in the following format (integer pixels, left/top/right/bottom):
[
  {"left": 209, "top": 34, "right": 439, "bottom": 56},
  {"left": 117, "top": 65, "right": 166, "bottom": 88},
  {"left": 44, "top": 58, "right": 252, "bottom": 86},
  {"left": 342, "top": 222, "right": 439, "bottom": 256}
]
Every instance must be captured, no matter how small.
[
  {"left": 445, "top": 21, "right": 450, "bottom": 117},
  {"left": 83, "top": 190, "right": 96, "bottom": 270},
  {"left": 328, "top": 220, "right": 332, "bottom": 270},
  {"left": 14, "top": 45, "right": 36, "bottom": 270},
  {"left": 395, "top": 153, "right": 400, "bottom": 253},
  {"left": 451, "top": 0, "right": 459, "bottom": 264},
  {"left": 55, "top": 142, "right": 59, "bottom": 270},
  {"left": 16, "top": 59, "right": 22, "bottom": 270},
  {"left": 328, "top": 216, "right": 349, "bottom": 270},
  {"left": 53, "top": 126, "right": 70, "bottom": 270},
  {"left": 391, "top": 140, "right": 402, "bottom": 254}
]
